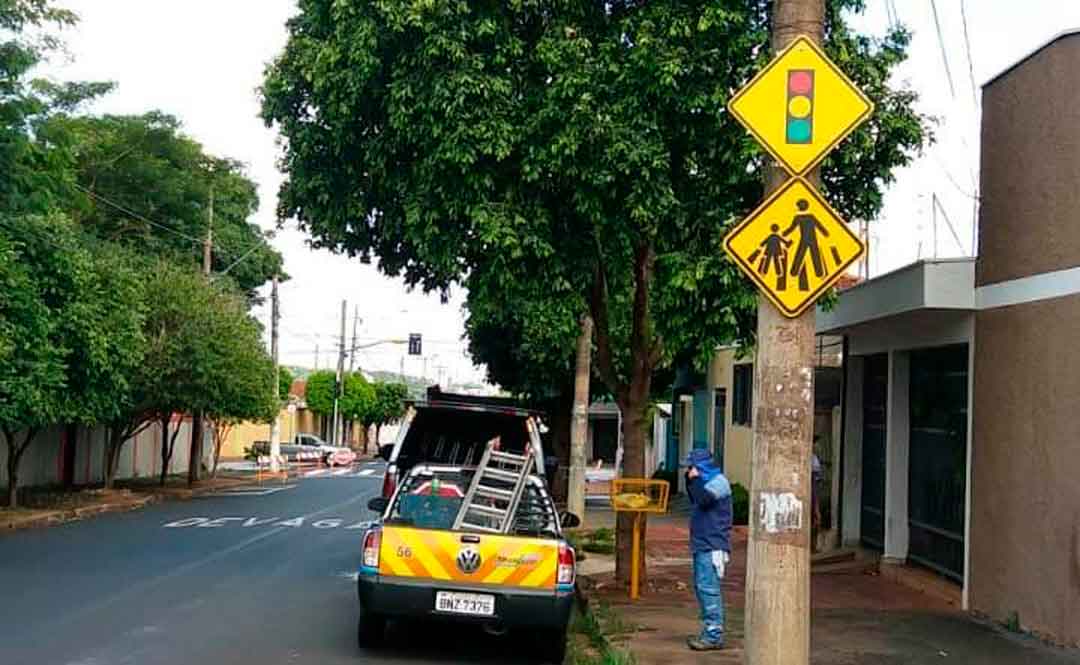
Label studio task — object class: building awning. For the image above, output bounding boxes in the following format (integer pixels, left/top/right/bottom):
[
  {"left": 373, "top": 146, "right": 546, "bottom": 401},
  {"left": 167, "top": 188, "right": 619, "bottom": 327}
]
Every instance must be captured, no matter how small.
[{"left": 816, "top": 259, "right": 975, "bottom": 335}]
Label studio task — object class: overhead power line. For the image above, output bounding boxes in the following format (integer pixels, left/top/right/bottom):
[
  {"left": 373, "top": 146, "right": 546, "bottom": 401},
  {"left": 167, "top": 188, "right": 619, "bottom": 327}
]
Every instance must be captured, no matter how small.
[
  {"left": 72, "top": 182, "right": 272, "bottom": 267},
  {"left": 959, "top": 0, "right": 979, "bottom": 106},
  {"left": 929, "top": 0, "right": 957, "bottom": 99}
]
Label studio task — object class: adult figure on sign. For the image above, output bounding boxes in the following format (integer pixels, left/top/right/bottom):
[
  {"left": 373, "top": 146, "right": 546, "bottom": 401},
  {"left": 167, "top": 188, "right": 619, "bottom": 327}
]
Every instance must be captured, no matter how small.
[{"left": 783, "top": 198, "right": 830, "bottom": 290}]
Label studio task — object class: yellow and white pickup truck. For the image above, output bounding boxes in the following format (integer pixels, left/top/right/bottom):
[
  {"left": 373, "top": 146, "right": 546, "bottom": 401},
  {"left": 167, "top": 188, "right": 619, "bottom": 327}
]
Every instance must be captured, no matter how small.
[{"left": 358, "top": 464, "right": 579, "bottom": 663}]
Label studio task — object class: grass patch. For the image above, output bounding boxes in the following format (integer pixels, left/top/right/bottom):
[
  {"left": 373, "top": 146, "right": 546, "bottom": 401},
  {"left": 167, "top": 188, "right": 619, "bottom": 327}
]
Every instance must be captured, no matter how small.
[
  {"left": 568, "top": 527, "right": 617, "bottom": 557},
  {"left": 567, "top": 601, "right": 637, "bottom": 665}
]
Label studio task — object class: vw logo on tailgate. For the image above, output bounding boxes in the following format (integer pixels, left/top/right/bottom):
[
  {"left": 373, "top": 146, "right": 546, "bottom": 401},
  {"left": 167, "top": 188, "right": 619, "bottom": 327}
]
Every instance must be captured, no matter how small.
[{"left": 456, "top": 547, "right": 482, "bottom": 575}]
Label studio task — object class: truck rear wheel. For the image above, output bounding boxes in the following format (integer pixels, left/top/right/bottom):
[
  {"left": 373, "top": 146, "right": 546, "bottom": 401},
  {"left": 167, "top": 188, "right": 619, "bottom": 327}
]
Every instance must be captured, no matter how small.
[
  {"left": 537, "top": 627, "right": 568, "bottom": 664},
  {"left": 356, "top": 611, "right": 386, "bottom": 649}
]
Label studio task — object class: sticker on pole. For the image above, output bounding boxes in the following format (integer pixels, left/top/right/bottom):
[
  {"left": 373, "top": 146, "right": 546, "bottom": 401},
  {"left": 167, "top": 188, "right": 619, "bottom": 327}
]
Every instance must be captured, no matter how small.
[
  {"left": 728, "top": 35, "right": 873, "bottom": 176},
  {"left": 723, "top": 178, "right": 864, "bottom": 318}
]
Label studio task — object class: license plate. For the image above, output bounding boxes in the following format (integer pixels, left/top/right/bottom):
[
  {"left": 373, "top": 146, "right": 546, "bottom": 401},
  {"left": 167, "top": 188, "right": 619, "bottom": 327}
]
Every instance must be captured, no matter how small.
[{"left": 435, "top": 591, "right": 495, "bottom": 616}]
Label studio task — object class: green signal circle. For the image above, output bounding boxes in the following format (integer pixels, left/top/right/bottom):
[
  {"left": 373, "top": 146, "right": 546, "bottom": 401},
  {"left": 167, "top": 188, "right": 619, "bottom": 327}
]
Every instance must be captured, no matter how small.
[{"left": 787, "top": 119, "right": 812, "bottom": 142}]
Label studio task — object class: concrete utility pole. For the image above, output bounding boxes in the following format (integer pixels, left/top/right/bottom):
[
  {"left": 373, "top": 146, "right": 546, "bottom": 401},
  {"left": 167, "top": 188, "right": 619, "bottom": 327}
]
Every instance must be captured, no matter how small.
[
  {"left": 189, "top": 187, "right": 214, "bottom": 485},
  {"left": 332, "top": 299, "right": 347, "bottom": 446},
  {"left": 744, "top": 2, "right": 823, "bottom": 665},
  {"left": 202, "top": 187, "right": 213, "bottom": 277},
  {"left": 269, "top": 275, "right": 282, "bottom": 473},
  {"left": 567, "top": 314, "right": 593, "bottom": 525},
  {"left": 348, "top": 306, "right": 361, "bottom": 373}
]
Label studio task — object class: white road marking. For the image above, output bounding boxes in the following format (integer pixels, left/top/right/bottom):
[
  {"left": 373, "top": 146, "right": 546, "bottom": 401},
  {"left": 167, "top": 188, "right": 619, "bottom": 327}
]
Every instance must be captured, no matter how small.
[
  {"left": 357, "top": 469, "right": 375, "bottom": 477},
  {"left": 162, "top": 516, "right": 372, "bottom": 530},
  {"left": 204, "top": 485, "right": 296, "bottom": 497},
  {"left": 305, "top": 468, "right": 330, "bottom": 477},
  {"left": 331, "top": 468, "right": 350, "bottom": 477}
]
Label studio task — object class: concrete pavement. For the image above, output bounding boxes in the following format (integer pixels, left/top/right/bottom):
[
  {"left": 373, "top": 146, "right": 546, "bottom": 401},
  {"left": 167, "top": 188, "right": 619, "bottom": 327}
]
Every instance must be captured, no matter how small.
[{"left": 0, "top": 461, "right": 528, "bottom": 665}]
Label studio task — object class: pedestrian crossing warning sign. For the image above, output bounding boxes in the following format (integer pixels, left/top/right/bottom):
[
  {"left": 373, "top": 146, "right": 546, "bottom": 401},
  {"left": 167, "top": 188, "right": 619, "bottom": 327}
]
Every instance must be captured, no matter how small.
[
  {"left": 723, "top": 178, "right": 864, "bottom": 318},
  {"left": 728, "top": 36, "right": 873, "bottom": 176}
]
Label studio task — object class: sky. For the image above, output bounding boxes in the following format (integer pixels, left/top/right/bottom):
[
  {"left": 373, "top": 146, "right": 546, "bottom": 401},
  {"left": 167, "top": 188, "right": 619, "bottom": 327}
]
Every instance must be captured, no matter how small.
[{"left": 40, "top": 0, "right": 1080, "bottom": 387}]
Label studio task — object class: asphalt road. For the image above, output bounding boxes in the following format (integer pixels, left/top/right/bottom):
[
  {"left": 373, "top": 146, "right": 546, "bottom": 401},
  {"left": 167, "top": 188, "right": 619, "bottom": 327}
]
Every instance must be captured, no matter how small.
[{"left": 0, "top": 462, "right": 532, "bottom": 665}]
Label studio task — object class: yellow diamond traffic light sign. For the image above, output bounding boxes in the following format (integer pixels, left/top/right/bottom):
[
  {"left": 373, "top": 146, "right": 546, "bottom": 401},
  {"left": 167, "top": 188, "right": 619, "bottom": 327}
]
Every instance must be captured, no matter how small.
[
  {"left": 724, "top": 178, "right": 864, "bottom": 318},
  {"left": 728, "top": 36, "right": 873, "bottom": 176}
]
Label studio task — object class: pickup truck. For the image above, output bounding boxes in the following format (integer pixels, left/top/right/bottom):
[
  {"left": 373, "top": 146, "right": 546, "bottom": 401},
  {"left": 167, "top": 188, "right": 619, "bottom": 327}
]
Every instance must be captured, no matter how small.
[
  {"left": 253, "top": 433, "right": 357, "bottom": 467},
  {"left": 376, "top": 388, "right": 550, "bottom": 499},
  {"left": 358, "top": 463, "right": 579, "bottom": 663}
]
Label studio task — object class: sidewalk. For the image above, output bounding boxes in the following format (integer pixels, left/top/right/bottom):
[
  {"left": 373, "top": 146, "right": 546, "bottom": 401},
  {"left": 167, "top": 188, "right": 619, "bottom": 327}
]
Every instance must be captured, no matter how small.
[
  {"left": 1, "top": 488, "right": 156, "bottom": 531},
  {"left": 578, "top": 503, "right": 1080, "bottom": 665},
  {"left": 2, "top": 472, "right": 263, "bottom": 532}
]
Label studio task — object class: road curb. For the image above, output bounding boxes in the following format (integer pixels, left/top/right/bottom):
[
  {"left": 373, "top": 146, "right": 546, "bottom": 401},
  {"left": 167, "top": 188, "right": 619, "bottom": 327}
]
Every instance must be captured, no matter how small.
[{"left": 2, "top": 495, "right": 159, "bottom": 532}]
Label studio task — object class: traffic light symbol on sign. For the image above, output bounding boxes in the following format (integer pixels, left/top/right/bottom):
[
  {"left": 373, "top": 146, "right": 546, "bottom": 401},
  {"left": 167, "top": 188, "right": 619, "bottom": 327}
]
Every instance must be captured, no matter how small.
[
  {"left": 408, "top": 334, "right": 422, "bottom": 356},
  {"left": 786, "top": 69, "right": 814, "bottom": 145}
]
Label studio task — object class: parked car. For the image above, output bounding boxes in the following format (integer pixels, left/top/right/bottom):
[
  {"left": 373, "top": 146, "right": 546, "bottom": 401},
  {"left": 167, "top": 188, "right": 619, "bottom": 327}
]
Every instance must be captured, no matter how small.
[
  {"left": 376, "top": 388, "right": 547, "bottom": 499},
  {"left": 357, "top": 463, "right": 580, "bottom": 662},
  {"left": 254, "top": 433, "right": 356, "bottom": 467}
]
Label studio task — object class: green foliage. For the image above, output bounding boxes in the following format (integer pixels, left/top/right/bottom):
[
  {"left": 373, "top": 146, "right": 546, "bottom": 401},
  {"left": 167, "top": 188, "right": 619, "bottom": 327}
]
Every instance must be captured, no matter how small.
[
  {"left": 568, "top": 603, "right": 637, "bottom": 665},
  {"left": 304, "top": 370, "right": 337, "bottom": 416},
  {"left": 732, "top": 482, "right": 750, "bottom": 526},
  {"left": 36, "top": 112, "right": 285, "bottom": 297},
  {"left": 278, "top": 365, "right": 295, "bottom": 401},
  {"left": 339, "top": 372, "right": 376, "bottom": 425},
  {"left": 261, "top": 0, "right": 927, "bottom": 407},
  {"left": 0, "top": 213, "right": 148, "bottom": 502},
  {"left": 370, "top": 381, "right": 409, "bottom": 428},
  {"left": 0, "top": 0, "right": 285, "bottom": 498}
]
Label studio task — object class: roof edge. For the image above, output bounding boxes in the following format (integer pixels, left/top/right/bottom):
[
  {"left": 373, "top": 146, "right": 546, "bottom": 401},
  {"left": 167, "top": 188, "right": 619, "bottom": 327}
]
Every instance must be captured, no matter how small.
[{"left": 983, "top": 28, "right": 1080, "bottom": 89}]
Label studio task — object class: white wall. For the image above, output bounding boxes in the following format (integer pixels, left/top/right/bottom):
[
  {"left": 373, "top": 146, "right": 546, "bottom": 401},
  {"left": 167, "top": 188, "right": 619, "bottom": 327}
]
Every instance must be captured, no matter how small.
[{"left": 1, "top": 418, "right": 212, "bottom": 493}]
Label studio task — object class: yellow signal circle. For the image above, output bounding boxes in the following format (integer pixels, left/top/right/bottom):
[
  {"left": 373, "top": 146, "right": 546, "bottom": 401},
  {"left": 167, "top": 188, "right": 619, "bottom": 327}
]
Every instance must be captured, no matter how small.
[{"left": 788, "top": 95, "right": 812, "bottom": 118}]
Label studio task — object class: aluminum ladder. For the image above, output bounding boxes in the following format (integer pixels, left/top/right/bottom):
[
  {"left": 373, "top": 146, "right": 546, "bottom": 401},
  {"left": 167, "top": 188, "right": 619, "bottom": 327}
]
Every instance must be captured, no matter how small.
[{"left": 453, "top": 441, "right": 533, "bottom": 534}]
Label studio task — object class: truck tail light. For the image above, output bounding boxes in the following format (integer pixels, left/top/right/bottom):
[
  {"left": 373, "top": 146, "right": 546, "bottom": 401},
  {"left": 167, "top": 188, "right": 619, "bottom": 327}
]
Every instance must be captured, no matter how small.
[
  {"left": 363, "top": 529, "right": 381, "bottom": 569},
  {"left": 381, "top": 466, "right": 397, "bottom": 498},
  {"left": 557, "top": 543, "right": 576, "bottom": 586}
]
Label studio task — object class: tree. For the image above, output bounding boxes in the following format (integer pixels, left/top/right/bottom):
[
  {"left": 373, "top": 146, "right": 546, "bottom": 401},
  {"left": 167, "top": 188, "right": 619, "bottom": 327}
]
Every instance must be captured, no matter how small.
[
  {"left": 99, "top": 261, "right": 276, "bottom": 487},
  {"left": 200, "top": 285, "right": 278, "bottom": 476},
  {"left": 36, "top": 112, "right": 285, "bottom": 298},
  {"left": 0, "top": 214, "right": 145, "bottom": 504},
  {"left": 339, "top": 372, "right": 376, "bottom": 450},
  {"left": 304, "top": 370, "right": 336, "bottom": 417},
  {"left": 278, "top": 365, "right": 295, "bottom": 401},
  {"left": 0, "top": 220, "right": 65, "bottom": 507},
  {"left": 369, "top": 381, "right": 408, "bottom": 453},
  {"left": 261, "top": 0, "right": 928, "bottom": 584}
]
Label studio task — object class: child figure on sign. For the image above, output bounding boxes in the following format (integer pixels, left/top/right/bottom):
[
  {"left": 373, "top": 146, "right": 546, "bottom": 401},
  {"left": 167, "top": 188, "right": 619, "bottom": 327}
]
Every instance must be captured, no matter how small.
[{"left": 757, "top": 223, "right": 791, "bottom": 291}]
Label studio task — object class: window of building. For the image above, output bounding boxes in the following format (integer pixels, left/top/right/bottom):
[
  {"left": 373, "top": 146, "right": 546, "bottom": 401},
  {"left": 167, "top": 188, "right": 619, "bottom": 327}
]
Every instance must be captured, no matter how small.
[{"left": 732, "top": 364, "right": 753, "bottom": 426}]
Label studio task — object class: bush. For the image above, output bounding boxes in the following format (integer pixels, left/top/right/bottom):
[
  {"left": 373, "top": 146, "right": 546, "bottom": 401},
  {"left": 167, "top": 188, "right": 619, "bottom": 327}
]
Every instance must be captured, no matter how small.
[{"left": 732, "top": 482, "right": 749, "bottom": 525}]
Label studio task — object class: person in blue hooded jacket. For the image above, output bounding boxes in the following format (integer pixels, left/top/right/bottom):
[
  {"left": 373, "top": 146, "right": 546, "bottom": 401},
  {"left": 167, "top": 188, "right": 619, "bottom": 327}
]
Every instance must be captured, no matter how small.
[{"left": 684, "top": 448, "right": 733, "bottom": 651}]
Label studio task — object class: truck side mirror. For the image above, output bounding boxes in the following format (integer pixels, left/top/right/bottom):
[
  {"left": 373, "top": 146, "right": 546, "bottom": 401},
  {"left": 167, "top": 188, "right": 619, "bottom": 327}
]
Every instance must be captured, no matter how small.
[
  {"left": 559, "top": 512, "right": 581, "bottom": 529},
  {"left": 378, "top": 444, "right": 393, "bottom": 462},
  {"left": 367, "top": 497, "right": 389, "bottom": 513}
]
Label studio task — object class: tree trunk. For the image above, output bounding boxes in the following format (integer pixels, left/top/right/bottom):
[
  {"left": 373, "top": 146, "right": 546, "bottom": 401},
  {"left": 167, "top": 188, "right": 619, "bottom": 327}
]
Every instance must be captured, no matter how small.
[
  {"left": 568, "top": 314, "right": 593, "bottom": 519},
  {"left": 3, "top": 430, "right": 18, "bottom": 509},
  {"left": 159, "top": 416, "right": 172, "bottom": 486},
  {"left": 104, "top": 428, "right": 119, "bottom": 490},
  {"left": 372, "top": 424, "right": 381, "bottom": 455},
  {"left": 614, "top": 364, "right": 653, "bottom": 588},
  {"left": 3, "top": 429, "right": 34, "bottom": 509},
  {"left": 7, "top": 456, "right": 17, "bottom": 509},
  {"left": 547, "top": 383, "right": 575, "bottom": 504},
  {"left": 188, "top": 411, "right": 204, "bottom": 486},
  {"left": 591, "top": 240, "right": 660, "bottom": 589}
]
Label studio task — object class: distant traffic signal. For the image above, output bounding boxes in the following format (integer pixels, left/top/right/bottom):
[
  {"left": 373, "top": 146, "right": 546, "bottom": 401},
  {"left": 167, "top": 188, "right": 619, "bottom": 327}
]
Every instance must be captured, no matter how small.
[
  {"left": 786, "top": 69, "right": 814, "bottom": 144},
  {"left": 408, "top": 333, "right": 422, "bottom": 356}
]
